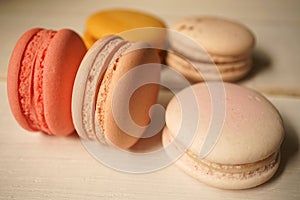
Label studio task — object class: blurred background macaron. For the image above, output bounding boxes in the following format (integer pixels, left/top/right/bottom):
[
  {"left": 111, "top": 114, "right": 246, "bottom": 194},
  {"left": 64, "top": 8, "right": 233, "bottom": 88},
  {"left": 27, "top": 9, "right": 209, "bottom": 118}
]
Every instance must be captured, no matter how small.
[
  {"left": 7, "top": 28, "right": 86, "bottom": 136},
  {"left": 166, "top": 16, "right": 255, "bottom": 82},
  {"left": 83, "top": 9, "right": 167, "bottom": 51},
  {"left": 162, "top": 82, "right": 284, "bottom": 189}
]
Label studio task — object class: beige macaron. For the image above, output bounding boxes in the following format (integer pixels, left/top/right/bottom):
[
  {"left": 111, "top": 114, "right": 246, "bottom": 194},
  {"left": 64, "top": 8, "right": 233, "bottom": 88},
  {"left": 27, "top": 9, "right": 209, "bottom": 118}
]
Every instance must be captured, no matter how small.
[
  {"left": 162, "top": 82, "right": 284, "bottom": 189},
  {"left": 167, "top": 16, "right": 255, "bottom": 82}
]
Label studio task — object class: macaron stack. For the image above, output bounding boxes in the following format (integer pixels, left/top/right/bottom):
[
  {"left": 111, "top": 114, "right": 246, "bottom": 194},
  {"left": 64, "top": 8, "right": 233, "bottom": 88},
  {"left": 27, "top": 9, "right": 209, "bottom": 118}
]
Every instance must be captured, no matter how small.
[
  {"left": 167, "top": 16, "right": 255, "bottom": 82},
  {"left": 6, "top": 9, "right": 284, "bottom": 190}
]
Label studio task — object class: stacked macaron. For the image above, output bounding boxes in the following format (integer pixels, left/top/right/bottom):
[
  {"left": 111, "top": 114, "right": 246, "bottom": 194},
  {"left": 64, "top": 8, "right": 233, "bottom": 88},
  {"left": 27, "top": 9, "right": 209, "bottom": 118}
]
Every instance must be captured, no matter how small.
[{"left": 167, "top": 16, "right": 255, "bottom": 82}]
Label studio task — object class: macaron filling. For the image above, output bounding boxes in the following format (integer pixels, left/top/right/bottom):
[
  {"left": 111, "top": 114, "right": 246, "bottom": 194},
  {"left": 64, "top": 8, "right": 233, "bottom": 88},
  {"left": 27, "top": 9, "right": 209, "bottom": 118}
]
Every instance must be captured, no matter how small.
[
  {"left": 81, "top": 37, "right": 131, "bottom": 141},
  {"left": 96, "top": 42, "right": 132, "bottom": 136},
  {"left": 163, "top": 131, "right": 280, "bottom": 181},
  {"left": 186, "top": 150, "right": 279, "bottom": 179},
  {"left": 18, "top": 29, "right": 56, "bottom": 133}
]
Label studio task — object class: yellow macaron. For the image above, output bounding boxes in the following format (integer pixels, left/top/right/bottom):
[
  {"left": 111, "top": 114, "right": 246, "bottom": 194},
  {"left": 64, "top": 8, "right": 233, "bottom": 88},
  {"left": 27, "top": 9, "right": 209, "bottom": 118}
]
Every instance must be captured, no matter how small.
[{"left": 84, "top": 9, "right": 167, "bottom": 49}]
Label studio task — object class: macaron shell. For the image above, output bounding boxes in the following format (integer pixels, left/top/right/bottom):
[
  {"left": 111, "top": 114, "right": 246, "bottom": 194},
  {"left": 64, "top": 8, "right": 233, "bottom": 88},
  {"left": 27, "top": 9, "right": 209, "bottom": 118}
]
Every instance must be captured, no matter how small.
[
  {"left": 162, "top": 127, "right": 280, "bottom": 189},
  {"left": 7, "top": 28, "right": 43, "bottom": 132},
  {"left": 43, "top": 29, "right": 86, "bottom": 135},
  {"left": 97, "top": 42, "right": 161, "bottom": 149},
  {"left": 210, "top": 52, "right": 252, "bottom": 63},
  {"left": 86, "top": 9, "right": 166, "bottom": 39},
  {"left": 71, "top": 36, "right": 108, "bottom": 139},
  {"left": 179, "top": 152, "right": 280, "bottom": 190},
  {"left": 72, "top": 35, "right": 126, "bottom": 140},
  {"left": 82, "top": 31, "right": 96, "bottom": 48},
  {"left": 165, "top": 83, "right": 284, "bottom": 164},
  {"left": 118, "top": 26, "right": 167, "bottom": 50},
  {"left": 172, "top": 16, "right": 255, "bottom": 56}
]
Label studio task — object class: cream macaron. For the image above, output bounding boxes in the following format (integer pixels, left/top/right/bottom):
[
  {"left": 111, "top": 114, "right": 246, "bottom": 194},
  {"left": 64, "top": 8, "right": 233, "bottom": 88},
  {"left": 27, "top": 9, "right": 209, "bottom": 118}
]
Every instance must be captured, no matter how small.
[
  {"left": 162, "top": 82, "right": 284, "bottom": 189},
  {"left": 72, "top": 35, "right": 161, "bottom": 149},
  {"left": 167, "top": 16, "right": 255, "bottom": 82}
]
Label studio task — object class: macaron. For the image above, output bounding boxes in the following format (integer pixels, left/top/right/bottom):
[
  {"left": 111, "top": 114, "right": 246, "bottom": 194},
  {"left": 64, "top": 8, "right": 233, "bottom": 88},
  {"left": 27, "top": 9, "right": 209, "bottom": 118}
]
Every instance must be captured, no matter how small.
[
  {"left": 7, "top": 28, "right": 87, "bottom": 136},
  {"left": 72, "top": 35, "right": 161, "bottom": 149},
  {"left": 167, "top": 16, "right": 255, "bottom": 82},
  {"left": 162, "top": 82, "right": 284, "bottom": 189},
  {"left": 83, "top": 9, "right": 167, "bottom": 49}
]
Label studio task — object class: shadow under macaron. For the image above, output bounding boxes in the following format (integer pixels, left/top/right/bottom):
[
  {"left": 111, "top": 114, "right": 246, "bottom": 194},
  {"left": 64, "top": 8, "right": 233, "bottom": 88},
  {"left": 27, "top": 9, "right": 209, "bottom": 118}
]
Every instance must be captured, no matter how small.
[{"left": 240, "top": 47, "right": 272, "bottom": 81}]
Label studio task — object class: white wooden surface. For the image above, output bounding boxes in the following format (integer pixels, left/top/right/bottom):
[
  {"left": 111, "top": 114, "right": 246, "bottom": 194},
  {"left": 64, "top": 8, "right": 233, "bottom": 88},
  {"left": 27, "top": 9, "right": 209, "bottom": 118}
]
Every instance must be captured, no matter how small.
[{"left": 0, "top": 0, "right": 300, "bottom": 199}]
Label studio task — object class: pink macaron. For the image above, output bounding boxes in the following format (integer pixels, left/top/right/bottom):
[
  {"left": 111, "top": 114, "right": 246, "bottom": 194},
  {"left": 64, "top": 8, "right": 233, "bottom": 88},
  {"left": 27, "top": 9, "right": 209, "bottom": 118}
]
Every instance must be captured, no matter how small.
[
  {"left": 72, "top": 35, "right": 161, "bottom": 149},
  {"left": 7, "top": 28, "right": 86, "bottom": 136},
  {"left": 162, "top": 82, "right": 284, "bottom": 189}
]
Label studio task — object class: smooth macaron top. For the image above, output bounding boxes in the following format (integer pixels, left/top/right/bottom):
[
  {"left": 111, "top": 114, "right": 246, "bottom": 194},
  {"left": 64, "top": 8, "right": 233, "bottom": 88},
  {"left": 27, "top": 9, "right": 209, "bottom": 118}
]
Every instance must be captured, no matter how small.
[
  {"left": 171, "top": 16, "right": 255, "bottom": 57},
  {"left": 7, "top": 28, "right": 86, "bottom": 135},
  {"left": 165, "top": 82, "right": 284, "bottom": 164},
  {"left": 72, "top": 35, "right": 161, "bottom": 149},
  {"left": 86, "top": 9, "right": 166, "bottom": 39},
  {"left": 84, "top": 9, "right": 167, "bottom": 50}
]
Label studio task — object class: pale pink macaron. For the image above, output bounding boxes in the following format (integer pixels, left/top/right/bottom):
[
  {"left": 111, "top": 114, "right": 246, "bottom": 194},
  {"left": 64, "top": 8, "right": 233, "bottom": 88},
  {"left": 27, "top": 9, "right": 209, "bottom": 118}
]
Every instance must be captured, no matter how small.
[
  {"left": 72, "top": 35, "right": 161, "bottom": 149},
  {"left": 162, "top": 82, "right": 284, "bottom": 189},
  {"left": 7, "top": 28, "right": 86, "bottom": 136}
]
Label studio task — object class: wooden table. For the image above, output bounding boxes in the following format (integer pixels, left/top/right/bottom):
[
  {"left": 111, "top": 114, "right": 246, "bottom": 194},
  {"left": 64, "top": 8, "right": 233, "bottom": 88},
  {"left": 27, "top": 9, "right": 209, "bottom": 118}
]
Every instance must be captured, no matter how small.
[{"left": 1, "top": 0, "right": 299, "bottom": 199}]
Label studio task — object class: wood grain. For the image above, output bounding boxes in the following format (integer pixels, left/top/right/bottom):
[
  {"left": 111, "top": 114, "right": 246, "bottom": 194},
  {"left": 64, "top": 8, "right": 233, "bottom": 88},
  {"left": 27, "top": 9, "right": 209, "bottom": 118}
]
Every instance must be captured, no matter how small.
[{"left": 0, "top": 0, "right": 300, "bottom": 199}]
